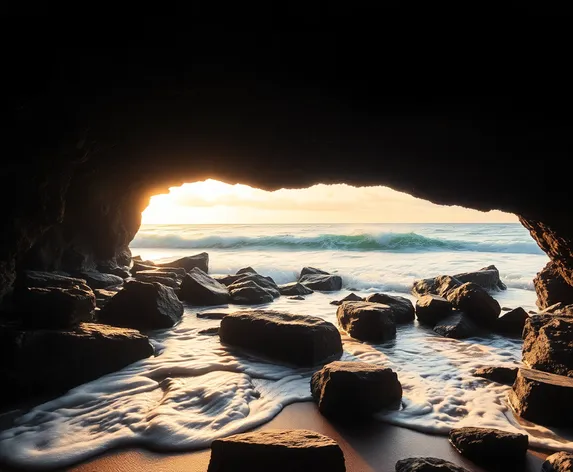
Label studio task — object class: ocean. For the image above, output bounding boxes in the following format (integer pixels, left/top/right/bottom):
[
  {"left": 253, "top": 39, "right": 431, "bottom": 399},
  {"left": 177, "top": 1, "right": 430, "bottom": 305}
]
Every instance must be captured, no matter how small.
[{"left": 3, "top": 222, "right": 571, "bottom": 470}]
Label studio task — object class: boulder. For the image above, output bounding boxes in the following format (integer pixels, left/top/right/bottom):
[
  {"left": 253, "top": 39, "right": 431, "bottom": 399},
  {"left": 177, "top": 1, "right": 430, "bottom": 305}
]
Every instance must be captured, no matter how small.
[
  {"left": 522, "top": 315, "right": 573, "bottom": 377},
  {"left": 395, "top": 457, "right": 469, "bottom": 472},
  {"left": 542, "top": 452, "right": 573, "bottom": 472},
  {"left": 495, "top": 306, "right": 529, "bottom": 336},
  {"left": 534, "top": 261, "right": 573, "bottom": 310},
  {"left": 448, "top": 427, "right": 528, "bottom": 466},
  {"left": 157, "top": 252, "right": 209, "bottom": 273},
  {"left": 300, "top": 267, "right": 330, "bottom": 278},
  {"left": 214, "top": 274, "right": 244, "bottom": 286},
  {"left": 179, "top": 268, "right": 230, "bottom": 306},
  {"left": 76, "top": 271, "right": 124, "bottom": 289},
  {"left": 1, "top": 323, "right": 154, "bottom": 405},
  {"left": 330, "top": 292, "right": 363, "bottom": 306},
  {"left": 98, "top": 280, "right": 183, "bottom": 330},
  {"left": 220, "top": 310, "right": 342, "bottom": 366},
  {"left": 473, "top": 366, "right": 518, "bottom": 385},
  {"left": 364, "top": 293, "right": 415, "bottom": 323},
  {"left": 133, "top": 273, "right": 179, "bottom": 288},
  {"left": 207, "top": 429, "right": 346, "bottom": 472},
  {"left": 415, "top": 294, "right": 452, "bottom": 326},
  {"left": 310, "top": 361, "right": 402, "bottom": 419},
  {"left": 453, "top": 265, "right": 507, "bottom": 291},
  {"left": 236, "top": 266, "right": 257, "bottom": 275},
  {"left": 300, "top": 274, "right": 343, "bottom": 291},
  {"left": 230, "top": 274, "right": 280, "bottom": 297},
  {"left": 336, "top": 301, "right": 396, "bottom": 343},
  {"left": 279, "top": 282, "right": 314, "bottom": 296},
  {"left": 411, "top": 275, "right": 462, "bottom": 298},
  {"left": 446, "top": 282, "right": 501, "bottom": 328},
  {"left": 229, "top": 280, "right": 275, "bottom": 305},
  {"left": 508, "top": 367, "right": 573, "bottom": 426},
  {"left": 433, "top": 313, "right": 482, "bottom": 339}
]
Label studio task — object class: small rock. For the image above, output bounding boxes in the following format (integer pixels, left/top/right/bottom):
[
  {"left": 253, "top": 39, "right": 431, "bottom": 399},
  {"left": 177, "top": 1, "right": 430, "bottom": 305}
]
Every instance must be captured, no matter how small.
[
  {"left": 207, "top": 429, "right": 346, "bottom": 472},
  {"left": 364, "top": 293, "right": 415, "bottom": 323},
  {"left": 449, "top": 427, "right": 528, "bottom": 465},
  {"left": 542, "top": 452, "right": 573, "bottom": 472},
  {"left": 236, "top": 266, "right": 257, "bottom": 275},
  {"left": 230, "top": 274, "right": 280, "bottom": 297},
  {"left": 395, "top": 457, "right": 469, "bottom": 472},
  {"left": 433, "top": 312, "right": 482, "bottom": 339},
  {"left": 279, "top": 282, "right": 314, "bottom": 296},
  {"left": 179, "top": 268, "right": 230, "bottom": 306},
  {"left": 330, "top": 292, "right": 363, "bottom": 306},
  {"left": 446, "top": 282, "right": 500, "bottom": 328},
  {"left": 288, "top": 295, "right": 305, "bottom": 300},
  {"left": 311, "top": 361, "right": 402, "bottom": 419},
  {"left": 412, "top": 275, "right": 462, "bottom": 298},
  {"left": 415, "top": 294, "right": 452, "bottom": 326},
  {"left": 157, "top": 252, "right": 209, "bottom": 273},
  {"left": 198, "top": 327, "right": 219, "bottom": 336},
  {"left": 300, "top": 273, "right": 342, "bottom": 291},
  {"left": 337, "top": 301, "right": 396, "bottom": 342},
  {"left": 229, "top": 280, "right": 275, "bottom": 305},
  {"left": 529, "top": 310, "right": 538, "bottom": 315},
  {"left": 501, "top": 306, "right": 512, "bottom": 311},
  {"left": 473, "top": 366, "right": 518, "bottom": 385},
  {"left": 453, "top": 265, "right": 507, "bottom": 291},
  {"left": 495, "top": 307, "right": 529, "bottom": 336},
  {"left": 300, "top": 267, "right": 330, "bottom": 278}
]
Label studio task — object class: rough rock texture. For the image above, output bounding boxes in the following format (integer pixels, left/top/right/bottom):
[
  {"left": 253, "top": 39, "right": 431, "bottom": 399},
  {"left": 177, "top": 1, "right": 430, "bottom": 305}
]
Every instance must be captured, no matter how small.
[
  {"left": 433, "top": 313, "right": 482, "bottom": 339},
  {"left": 453, "top": 265, "right": 507, "bottom": 291},
  {"left": 207, "top": 429, "right": 346, "bottom": 472},
  {"left": 220, "top": 310, "right": 342, "bottom": 366},
  {"left": 157, "top": 252, "right": 209, "bottom": 273},
  {"left": 229, "top": 274, "right": 280, "bottom": 298},
  {"left": 98, "top": 280, "right": 183, "bottom": 330},
  {"left": 337, "top": 301, "right": 396, "bottom": 342},
  {"left": 542, "top": 452, "right": 573, "bottom": 472},
  {"left": 446, "top": 282, "right": 501, "bottom": 328},
  {"left": 330, "top": 292, "right": 363, "bottom": 306},
  {"left": 495, "top": 306, "right": 529, "bottom": 336},
  {"left": 415, "top": 294, "right": 452, "bottom": 326},
  {"left": 279, "top": 282, "right": 314, "bottom": 296},
  {"left": 534, "top": 261, "right": 573, "bottom": 310},
  {"left": 228, "top": 280, "right": 274, "bottom": 305},
  {"left": 522, "top": 315, "right": 573, "bottom": 377},
  {"left": 448, "top": 427, "right": 528, "bottom": 465},
  {"left": 310, "top": 361, "right": 402, "bottom": 419},
  {"left": 1, "top": 322, "right": 154, "bottom": 405},
  {"left": 75, "top": 271, "right": 124, "bottom": 289},
  {"left": 300, "top": 273, "right": 342, "bottom": 291},
  {"left": 473, "top": 366, "right": 518, "bottom": 385},
  {"left": 395, "top": 457, "right": 469, "bottom": 472},
  {"left": 179, "top": 268, "right": 230, "bottom": 306},
  {"left": 94, "top": 288, "right": 118, "bottom": 308},
  {"left": 300, "top": 267, "right": 330, "bottom": 278},
  {"left": 364, "top": 293, "right": 415, "bottom": 323},
  {"left": 508, "top": 367, "right": 573, "bottom": 426},
  {"left": 412, "top": 275, "right": 462, "bottom": 299}
]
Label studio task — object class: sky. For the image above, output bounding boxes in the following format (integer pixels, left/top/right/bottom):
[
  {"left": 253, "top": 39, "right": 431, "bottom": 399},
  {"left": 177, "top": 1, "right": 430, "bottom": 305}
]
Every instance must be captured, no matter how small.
[{"left": 141, "top": 179, "right": 518, "bottom": 224}]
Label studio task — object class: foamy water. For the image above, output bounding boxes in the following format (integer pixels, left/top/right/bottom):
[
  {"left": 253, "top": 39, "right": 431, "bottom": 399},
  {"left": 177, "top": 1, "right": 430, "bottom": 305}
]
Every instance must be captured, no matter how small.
[{"left": 2, "top": 223, "right": 569, "bottom": 470}]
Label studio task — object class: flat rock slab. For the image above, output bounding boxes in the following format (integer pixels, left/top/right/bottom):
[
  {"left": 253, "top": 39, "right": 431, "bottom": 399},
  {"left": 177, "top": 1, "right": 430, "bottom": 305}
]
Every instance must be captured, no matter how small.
[
  {"left": 15, "top": 270, "right": 91, "bottom": 291},
  {"left": 415, "top": 294, "right": 452, "bottom": 326},
  {"left": 396, "top": 457, "right": 469, "bottom": 471},
  {"left": 207, "top": 429, "right": 346, "bottom": 472},
  {"left": 473, "top": 366, "right": 518, "bottom": 385},
  {"left": 219, "top": 310, "right": 342, "bottom": 366},
  {"left": 509, "top": 367, "right": 573, "bottom": 426},
  {"left": 337, "top": 301, "right": 396, "bottom": 343},
  {"left": 311, "top": 361, "right": 402, "bottom": 419},
  {"left": 179, "top": 268, "right": 230, "bottom": 306},
  {"left": 449, "top": 427, "right": 528, "bottom": 465},
  {"left": 542, "top": 452, "right": 573, "bottom": 472},
  {"left": 365, "top": 293, "right": 415, "bottom": 323},
  {"left": 446, "top": 282, "right": 500, "bottom": 328}
]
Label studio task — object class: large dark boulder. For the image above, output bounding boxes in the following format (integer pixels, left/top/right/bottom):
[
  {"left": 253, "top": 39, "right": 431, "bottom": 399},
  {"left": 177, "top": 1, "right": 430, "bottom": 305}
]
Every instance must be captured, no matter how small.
[
  {"left": 495, "top": 306, "right": 529, "bottom": 336},
  {"left": 230, "top": 273, "right": 280, "bottom": 297},
  {"left": 1, "top": 322, "right": 154, "bottom": 405},
  {"left": 330, "top": 292, "right": 363, "bottom": 306},
  {"left": 446, "top": 282, "right": 500, "bottom": 328},
  {"left": 219, "top": 310, "right": 342, "bottom": 366},
  {"left": 473, "top": 366, "right": 518, "bottom": 385},
  {"left": 311, "top": 361, "right": 402, "bottom": 419},
  {"left": 534, "top": 261, "right": 573, "bottom": 310},
  {"left": 433, "top": 312, "right": 482, "bottom": 339},
  {"left": 412, "top": 275, "right": 462, "bottom": 299},
  {"left": 336, "top": 301, "right": 396, "bottom": 342},
  {"left": 522, "top": 315, "right": 573, "bottom": 377},
  {"left": 300, "top": 273, "right": 342, "bottom": 291},
  {"left": 179, "top": 268, "right": 230, "bottom": 306},
  {"left": 448, "top": 427, "right": 528, "bottom": 466},
  {"left": 364, "top": 293, "right": 415, "bottom": 323},
  {"left": 453, "top": 265, "right": 507, "bottom": 291},
  {"left": 207, "top": 429, "right": 346, "bottom": 472},
  {"left": 415, "top": 294, "right": 452, "bottom": 326},
  {"left": 157, "top": 252, "right": 209, "bottom": 273},
  {"left": 300, "top": 267, "right": 330, "bottom": 278},
  {"left": 395, "top": 457, "right": 469, "bottom": 472},
  {"left": 508, "top": 367, "right": 573, "bottom": 426},
  {"left": 542, "top": 452, "right": 573, "bottom": 472},
  {"left": 279, "top": 282, "right": 314, "bottom": 296},
  {"left": 98, "top": 280, "right": 183, "bottom": 330},
  {"left": 76, "top": 271, "right": 124, "bottom": 289},
  {"left": 229, "top": 280, "right": 275, "bottom": 305}
]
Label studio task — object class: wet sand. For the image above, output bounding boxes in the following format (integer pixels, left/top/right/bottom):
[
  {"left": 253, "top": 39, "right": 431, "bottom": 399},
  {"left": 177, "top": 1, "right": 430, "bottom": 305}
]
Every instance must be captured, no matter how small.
[{"left": 0, "top": 402, "right": 544, "bottom": 472}]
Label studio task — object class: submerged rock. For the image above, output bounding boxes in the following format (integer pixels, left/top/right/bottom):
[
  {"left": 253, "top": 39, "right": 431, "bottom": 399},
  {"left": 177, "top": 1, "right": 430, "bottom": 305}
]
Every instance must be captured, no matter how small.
[
  {"left": 207, "top": 429, "right": 346, "bottom": 472},
  {"left": 279, "top": 282, "right": 314, "bottom": 296},
  {"left": 453, "top": 265, "right": 507, "bottom": 291},
  {"left": 473, "top": 366, "right": 518, "bottom": 385},
  {"left": 449, "top": 427, "right": 528, "bottom": 465},
  {"left": 179, "top": 268, "right": 230, "bottom": 306},
  {"left": 415, "top": 294, "right": 452, "bottom": 326},
  {"left": 197, "top": 311, "right": 228, "bottom": 319},
  {"left": 509, "top": 367, "right": 573, "bottom": 426},
  {"left": 229, "top": 280, "right": 274, "bottom": 305},
  {"left": 412, "top": 275, "right": 462, "bottom": 299},
  {"left": 534, "top": 261, "right": 573, "bottom": 310},
  {"left": 433, "top": 312, "right": 482, "bottom": 339},
  {"left": 495, "top": 306, "right": 529, "bottom": 336},
  {"left": 157, "top": 252, "right": 209, "bottom": 273},
  {"left": 311, "top": 361, "right": 402, "bottom": 419},
  {"left": 1, "top": 323, "right": 154, "bottom": 405},
  {"left": 300, "top": 273, "right": 342, "bottom": 291},
  {"left": 98, "top": 280, "right": 183, "bottom": 330},
  {"left": 522, "top": 315, "right": 573, "bottom": 377},
  {"left": 446, "top": 282, "right": 500, "bottom": 328},
  {"left": 395, "top": 457, "right": 469, "bottom": 472},
  {"left": 364, "top": 293, "right": 415, "bottom": 323},
  {"left": 76, "top": 271, "right": 124, "bottom": 289},
  {"left": 330, "top": 292, "right": 363, "bottom": 306},
  {"left": 337, "top": 301, "right": 396, "bottom": 342},
  {"left": 542, "top": 452, "right": 573, "bottom": 472},
  {"left": 220, "top": 310, "right": 342, "bottom": 366},
  {"left": 288, "top": 295, "right": 305, "bottom": 300}
]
